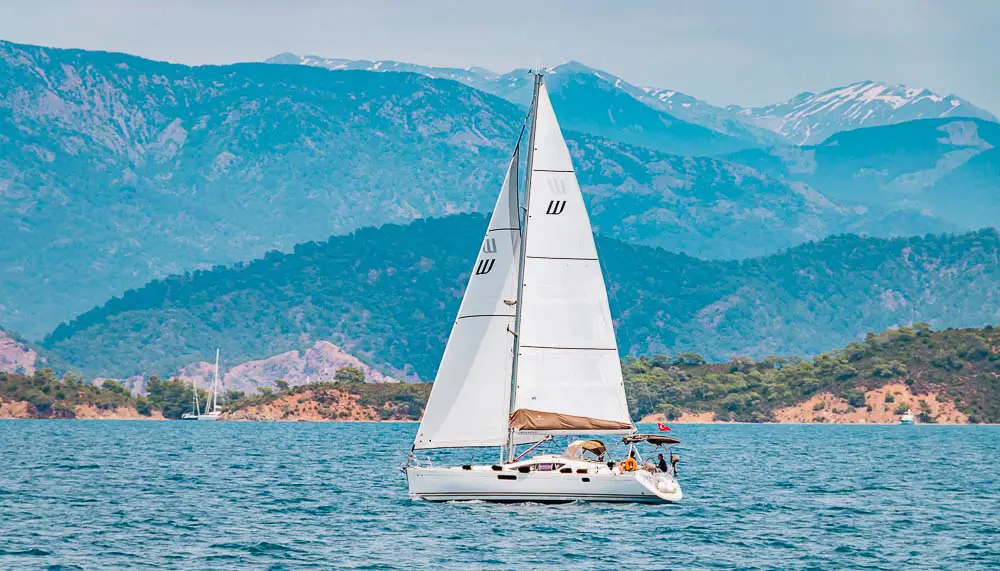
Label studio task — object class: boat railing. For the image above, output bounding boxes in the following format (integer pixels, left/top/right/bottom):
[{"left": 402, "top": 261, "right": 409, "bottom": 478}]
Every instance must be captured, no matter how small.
[{"left": 403, "top": 453, "right": 435, "bottom": 470}]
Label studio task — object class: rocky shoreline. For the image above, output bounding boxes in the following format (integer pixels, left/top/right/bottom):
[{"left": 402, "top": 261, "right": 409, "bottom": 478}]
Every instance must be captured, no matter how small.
[
  {"left": 0, "top": 398, "right": 165, "bottom": 420},
  {"left": 641, "top": 383, "right": 970, "bottom": 424}
]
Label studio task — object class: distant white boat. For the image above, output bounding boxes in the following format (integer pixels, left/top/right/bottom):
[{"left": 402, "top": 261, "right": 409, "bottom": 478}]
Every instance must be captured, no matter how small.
[
  {"left": 197, "top": 349, "right": 223, "bottom": 421},
  {"left": 900, "top": 409, "right": 916, "bottom": 425},
  {"left": 405, "top": 71, "right": 682, "bottom": 504},
  {"left": 180, "top": 360, "right": 203, "bottom": 420}
]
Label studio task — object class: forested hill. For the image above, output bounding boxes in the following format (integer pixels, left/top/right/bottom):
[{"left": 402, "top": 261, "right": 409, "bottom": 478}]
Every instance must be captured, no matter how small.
[
  {"left": 624, "top": 325, "right": 1000, "bottom": 424},
  {"left": 41, "top": 213, "right": 1000, "bottom": 380}
]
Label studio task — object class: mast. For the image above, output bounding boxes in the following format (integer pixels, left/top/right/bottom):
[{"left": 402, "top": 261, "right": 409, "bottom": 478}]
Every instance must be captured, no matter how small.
[
  {"left": 211, "top": 348, "right": 220, "bottom": 412},
  {"left": 193, "top": 379, "right": 201, "bottom": 416},
  {"left": 504, "top": 70, "right": 543, "bottom": 463}
]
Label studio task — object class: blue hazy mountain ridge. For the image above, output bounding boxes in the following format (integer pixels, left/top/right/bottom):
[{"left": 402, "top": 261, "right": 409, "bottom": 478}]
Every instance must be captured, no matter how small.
[
  {"left": 727, "top": 118, "right": 1000, "bottom": 231},
  {"left": 268, "top": 56, "right": 757, "bottom": 156},
  {"left": 519, "top": 63, "right": 753, "bottom": 156},
  {"left": 1, "top": 39, "right": 874, "bottom": 339},
  {"left": 41, "top": 213, "right": 1000, "bottom": 382},
  {"left": 926, "top": 147, "right": 1000, "bottom": 230},
  {"left": 2, "top": 40, "right": 998, "bottom": 341},
  {"left": 274, "top": 54, "right": 997, "bottom": 149}
]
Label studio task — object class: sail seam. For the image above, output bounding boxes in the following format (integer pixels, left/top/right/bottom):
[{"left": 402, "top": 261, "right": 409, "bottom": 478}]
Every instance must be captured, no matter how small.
[
  {"left": 519, "top": 345, "right": 618, "bottom": 351},
  {"left": 458, "top": 313, "right": 516, "bottom": 319},
  {"left": 525, "top": 255, "right": 599, "bottom": 261},
  {"left": 488, "top": 227, "right": 520, "bottom": 231},
  {"left": 532, "top": 169, "right": 574, "bottom": 173}
]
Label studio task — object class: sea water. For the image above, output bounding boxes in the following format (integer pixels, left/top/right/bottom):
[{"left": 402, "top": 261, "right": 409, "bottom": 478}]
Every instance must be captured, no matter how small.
[{"left": 0, "top": 421, "right": 997, "bottom": 570}]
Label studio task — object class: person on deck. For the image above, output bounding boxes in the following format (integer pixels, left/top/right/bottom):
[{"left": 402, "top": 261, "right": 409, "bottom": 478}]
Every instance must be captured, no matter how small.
[{"left": 657, "top": 453, "right": 669, "bottom": 473}]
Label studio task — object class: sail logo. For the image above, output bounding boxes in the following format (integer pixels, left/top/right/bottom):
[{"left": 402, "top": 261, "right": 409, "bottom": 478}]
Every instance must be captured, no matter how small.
[
  {"left": 548, "top": 178, "right": 568, "bottom": 195},
  {"left": 482, "top": 238, "right": 497, "bottom": 254},
  {"left": 545, "top": 200, "right": 567, "bottom": 215},
  {"left": 475, "top": 258, "right": 496, "bottom": 275}
]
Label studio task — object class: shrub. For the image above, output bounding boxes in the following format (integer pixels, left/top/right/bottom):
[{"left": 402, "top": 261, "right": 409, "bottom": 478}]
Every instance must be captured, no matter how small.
[
  {"left": 844, "top": 389, "right": 866, "bottom": 408},
  {"left": 334, "top": 367, "right": 365, "bottom": 383},
  {"left": 135, "top": 397, "right": 153, "bottom": 416}
]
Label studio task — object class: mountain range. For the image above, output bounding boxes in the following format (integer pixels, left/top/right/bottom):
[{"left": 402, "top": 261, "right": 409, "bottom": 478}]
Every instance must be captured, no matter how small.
[
  {"left": 2, "top": 39, "right": 998, "bottom": 355},
  {"left": 272, "top": 54, "right": 997, "bottom": 146},
  {"left": 40, "top": 214, "right": 1000, "bottom": 383}
]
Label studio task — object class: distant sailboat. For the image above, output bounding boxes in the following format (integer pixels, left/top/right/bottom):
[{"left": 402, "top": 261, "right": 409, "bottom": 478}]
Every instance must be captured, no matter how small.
[
  {"left": 197, "top": 349, "right": 223, "bottom": 421},
  {"left": 900, "top": 409, "right": 916, "bottom": 425},
  {"left": 180, "top": 374, "right": 202, "bottom": 420},
  {"left": 405, "top": 72, "right": 682, "bottom": 503}
]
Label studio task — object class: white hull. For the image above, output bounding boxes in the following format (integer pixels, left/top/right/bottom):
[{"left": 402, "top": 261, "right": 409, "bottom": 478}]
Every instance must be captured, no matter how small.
[
  {"left": 197, "top": 413, "right": 220, "bottom": 421},
  {"left": 406, "top": 462, "right": 681, "bottom": 504}
]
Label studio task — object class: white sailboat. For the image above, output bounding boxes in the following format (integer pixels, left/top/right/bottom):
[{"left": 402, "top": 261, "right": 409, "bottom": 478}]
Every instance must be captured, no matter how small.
[
  {"left": 406, "top": 72, "right": 683, "bottom": 503},
  {"left": 180, "top": 375, "right": 202, "bottom": 420},
  {"left": 197, "top": 349, "right": 222, "bottom": 421}
]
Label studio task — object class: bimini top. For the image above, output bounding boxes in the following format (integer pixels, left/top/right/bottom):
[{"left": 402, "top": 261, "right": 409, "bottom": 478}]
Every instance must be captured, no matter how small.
[
  {"left": 622, "top": 434, "right": 680, "bottom": 446},
  {"left": 564, "top": 439, "right": 608, "bottom": 459}
]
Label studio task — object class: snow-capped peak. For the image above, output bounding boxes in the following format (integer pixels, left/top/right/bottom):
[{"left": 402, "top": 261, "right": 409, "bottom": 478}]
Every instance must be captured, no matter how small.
[{"left": 734, "top": 80, "right": 997, "bottom": 145}]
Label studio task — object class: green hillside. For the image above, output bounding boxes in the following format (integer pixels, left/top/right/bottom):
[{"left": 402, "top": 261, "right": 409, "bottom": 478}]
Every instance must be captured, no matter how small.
[
  {"left": 624, "top": 325, "right": 1000, "bottom": 423},
  {"left": 0, "top": 370, "right": 140, "bottom": 418},
  {"left": 41, "top": 214, "right": 1000, "bottom": 380}
]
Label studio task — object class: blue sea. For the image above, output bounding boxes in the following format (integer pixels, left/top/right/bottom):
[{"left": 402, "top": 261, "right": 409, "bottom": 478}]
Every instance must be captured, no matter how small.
[{"left": 1, "top": 421, "right": 997, "bottom": 570}]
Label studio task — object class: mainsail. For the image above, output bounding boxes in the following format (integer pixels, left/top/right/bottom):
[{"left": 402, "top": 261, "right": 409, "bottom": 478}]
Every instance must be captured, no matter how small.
[
  {"left": 413, "top": 148, "right": 522, "bottom": 449},
  {"left": 510, "top": 83, "right": 635, "bottom": 433}
]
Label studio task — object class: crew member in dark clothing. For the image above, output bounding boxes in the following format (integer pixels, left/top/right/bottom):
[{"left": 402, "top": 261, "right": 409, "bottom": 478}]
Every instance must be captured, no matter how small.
[{"left": 657, "top": 453, "right": 669, "bottom": 473}]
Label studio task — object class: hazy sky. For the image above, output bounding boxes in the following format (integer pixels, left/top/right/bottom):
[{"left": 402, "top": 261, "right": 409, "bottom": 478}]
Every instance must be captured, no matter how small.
[{"left": 1, "top": 0, "right": 998, "bottom": 113}]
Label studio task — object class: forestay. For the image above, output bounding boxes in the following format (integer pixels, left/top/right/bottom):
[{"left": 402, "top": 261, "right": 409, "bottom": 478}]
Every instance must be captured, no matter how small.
[
  {"left": 413, "top": 150, "right": 522, "bottom": 449},
  {"left": 511, "top": 84, "right": 635, "bottom": 433}
]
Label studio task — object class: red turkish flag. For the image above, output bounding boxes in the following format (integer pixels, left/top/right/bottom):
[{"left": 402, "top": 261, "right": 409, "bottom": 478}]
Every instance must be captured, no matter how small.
[{"left": 657, "top": 423, "right": 671, "bottom": 432}]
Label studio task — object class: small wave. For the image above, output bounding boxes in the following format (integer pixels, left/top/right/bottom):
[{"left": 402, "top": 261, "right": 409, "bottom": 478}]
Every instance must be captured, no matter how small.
[
  {"left": 95, "top": 551, "right": 139, "bottom": 559},
  {"left": 0, "top": 548, "right": 51, "bottom": 556},
  {"left": 270, "top": 497, "right": 309, "bottom": 505},
  {"left": 805, "top": 486, "right": 855, "bottom": 495},
  {"left": 303, "top": 504, "right": 339, "bottom": 515},
  {"left": 764, "top": 538, "right": 798, "bottom": 549},
  {"left": 55, "top": 463, "right": 101, "bottom": 471},
  {"left": 211, "top": 541, "right": 303, "bottom": 558},
  {"left": 201, "top": 553, "right": 246, "bottom": 561}
]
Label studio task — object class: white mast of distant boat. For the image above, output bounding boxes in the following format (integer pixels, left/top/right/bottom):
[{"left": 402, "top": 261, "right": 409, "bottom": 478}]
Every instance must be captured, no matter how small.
[
  {"left": 181, "top": 373, "right": 202, "bottom": 420},
  {"left": 197, "top": 349, "right": 222, "bottom": 421},
  {"left": 404, "top": 70, "right": 682, "bottom": 503}
]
